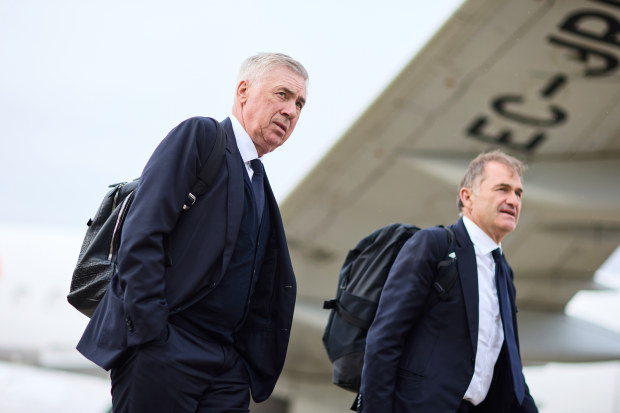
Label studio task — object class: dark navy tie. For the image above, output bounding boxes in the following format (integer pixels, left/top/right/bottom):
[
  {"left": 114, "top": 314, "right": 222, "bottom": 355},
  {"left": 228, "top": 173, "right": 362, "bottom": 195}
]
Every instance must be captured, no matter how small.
[
  {"left": 492, "top": 248, "right": 525, "bottom": 404},
  {"left": 250, "top": 159, "right": 264, "bottom": 221}
]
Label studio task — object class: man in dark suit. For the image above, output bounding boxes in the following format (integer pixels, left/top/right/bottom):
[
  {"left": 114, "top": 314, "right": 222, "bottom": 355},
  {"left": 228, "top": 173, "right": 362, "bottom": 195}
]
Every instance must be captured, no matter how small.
[
  {"left": 359, "top": 151, "right": 538, "bottom": 413},
  {"left": 77, "top": 53, "right": 308, "bottom": 412}
]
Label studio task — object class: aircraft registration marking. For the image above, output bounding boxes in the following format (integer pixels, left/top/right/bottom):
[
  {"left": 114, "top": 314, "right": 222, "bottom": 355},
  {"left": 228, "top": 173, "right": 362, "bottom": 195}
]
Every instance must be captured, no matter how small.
[{"left": 465, "top": 0, "right": 620, "bottom": 154}]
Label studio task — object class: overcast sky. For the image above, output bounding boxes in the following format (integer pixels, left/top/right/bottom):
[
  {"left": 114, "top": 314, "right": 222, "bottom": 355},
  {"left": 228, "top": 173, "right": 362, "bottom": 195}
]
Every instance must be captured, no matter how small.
[
  {"left": 1, "top": 1, "right": 619, "bottom": 411},
  {"left": 0, "top": 0, "right": 464, "bottom": 229}
]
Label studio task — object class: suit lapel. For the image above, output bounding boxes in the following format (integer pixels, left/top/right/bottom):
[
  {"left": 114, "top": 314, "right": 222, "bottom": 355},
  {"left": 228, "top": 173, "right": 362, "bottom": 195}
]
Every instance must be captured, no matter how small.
[
  {"left": 221, "top": 117, "right": 244, "bottom": 275},
  {"left": 454, "top": 218, "right": 479, "bottom": 354}
]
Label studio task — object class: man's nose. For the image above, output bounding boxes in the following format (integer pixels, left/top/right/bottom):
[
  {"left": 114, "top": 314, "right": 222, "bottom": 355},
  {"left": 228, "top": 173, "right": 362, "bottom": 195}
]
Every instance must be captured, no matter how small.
[
  {"left": 281, "top": 100, "right": 297, "bottom": 119},
  {"left": 507, "top": 191, "right": 521, "bottom": 206}
]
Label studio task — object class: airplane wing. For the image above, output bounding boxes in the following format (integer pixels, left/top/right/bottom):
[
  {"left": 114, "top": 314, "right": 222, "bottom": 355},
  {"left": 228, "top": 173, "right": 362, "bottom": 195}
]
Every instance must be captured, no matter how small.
[{"left": 281, "top": 0, "right": 620, "bottom": 379}]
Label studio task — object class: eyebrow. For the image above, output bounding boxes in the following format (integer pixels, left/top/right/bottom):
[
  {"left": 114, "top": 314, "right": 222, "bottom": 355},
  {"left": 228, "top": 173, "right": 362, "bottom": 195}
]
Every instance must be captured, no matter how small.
[{"left": 496, "top": 182, "right": 524, "bottom": 194}]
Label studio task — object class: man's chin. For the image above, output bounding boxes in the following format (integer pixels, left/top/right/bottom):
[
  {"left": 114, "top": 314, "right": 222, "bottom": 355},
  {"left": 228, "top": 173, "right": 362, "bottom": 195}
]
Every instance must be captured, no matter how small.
[
  {"left": 498, "top": 220, "right": 518, "bottom": 234},
  {"left": 265, "top": 135, "right": 287, "bottom": 150}
]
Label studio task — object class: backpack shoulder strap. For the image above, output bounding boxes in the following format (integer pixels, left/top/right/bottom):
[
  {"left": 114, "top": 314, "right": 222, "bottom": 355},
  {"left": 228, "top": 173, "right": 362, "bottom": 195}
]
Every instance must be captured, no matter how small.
[
  {"left": 182, "top": 118, "right": 226, "bottom": 210},
  {"left": 432, "top": 226, "right": 458, "bottom": 301}
]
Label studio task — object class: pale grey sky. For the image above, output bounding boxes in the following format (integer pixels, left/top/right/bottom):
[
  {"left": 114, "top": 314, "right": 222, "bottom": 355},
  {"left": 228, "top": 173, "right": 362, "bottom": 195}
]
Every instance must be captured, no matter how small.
[
  {"left": 0, "top": 0, "right": 461, "bottom": 228},
  {"left": 1, "top": 1, "right": 619, "bottom": 411}
]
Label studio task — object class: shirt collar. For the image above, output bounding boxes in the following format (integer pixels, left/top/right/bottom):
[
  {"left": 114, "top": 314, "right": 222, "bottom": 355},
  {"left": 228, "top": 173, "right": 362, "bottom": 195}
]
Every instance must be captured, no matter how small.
[
  {"left": 462, "top": 216, "right": 501, "bottom": 255},
  {"left": 230, "top": 114, "right": 259, "bottom": 163}
]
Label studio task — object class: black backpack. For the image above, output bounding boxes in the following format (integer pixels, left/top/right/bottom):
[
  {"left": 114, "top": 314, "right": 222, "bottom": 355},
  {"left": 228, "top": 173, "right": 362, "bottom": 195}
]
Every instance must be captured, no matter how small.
[
  {"left": 322, "top": 223, "right": 458, "bottom": 393},
  {"left": 67, "top": 118, "right": 226, "bottom": 317}
]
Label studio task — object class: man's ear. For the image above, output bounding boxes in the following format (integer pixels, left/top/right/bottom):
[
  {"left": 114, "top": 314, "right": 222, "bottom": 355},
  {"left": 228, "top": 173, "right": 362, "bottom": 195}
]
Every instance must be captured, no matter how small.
[
  {"left": 236, "top": 80, "right": 249, "bottom": 104},
  {"left": 460, "top": 187, "right": 472, "bottom": 209}
]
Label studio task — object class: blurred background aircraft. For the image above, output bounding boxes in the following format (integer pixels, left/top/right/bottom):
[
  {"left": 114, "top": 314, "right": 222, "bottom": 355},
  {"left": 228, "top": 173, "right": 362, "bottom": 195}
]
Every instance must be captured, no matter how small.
[
  {"left": 0, "top": 225, "right": 109, "bottom": 412},
  {"left": 1, "top": 0, "right": 619, "bottom": 412}
]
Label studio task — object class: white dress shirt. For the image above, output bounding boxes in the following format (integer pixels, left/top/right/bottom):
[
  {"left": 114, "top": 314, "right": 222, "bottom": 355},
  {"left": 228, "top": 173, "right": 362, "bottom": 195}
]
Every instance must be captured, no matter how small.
[
  {"left": 230, "top": 114, "right": 261, "bottom": 178},
  {"left": 462, "top": 216, "right": 505, "bottom": 405}
]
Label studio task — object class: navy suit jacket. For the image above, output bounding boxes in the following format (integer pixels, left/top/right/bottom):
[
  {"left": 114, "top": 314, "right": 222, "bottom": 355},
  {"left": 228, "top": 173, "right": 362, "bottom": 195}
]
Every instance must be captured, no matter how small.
[
  {"left": 77, "top": 117, "right": 296, "bottom": 402},
  {"left": 360, "top": 219, "right": 537, "bottom": 413}
]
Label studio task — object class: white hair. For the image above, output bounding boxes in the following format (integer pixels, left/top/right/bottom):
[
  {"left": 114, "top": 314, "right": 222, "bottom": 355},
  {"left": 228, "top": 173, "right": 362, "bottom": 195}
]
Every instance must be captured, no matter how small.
[{"left": 237, "top": 52, "right": 309, "bottom": 85}]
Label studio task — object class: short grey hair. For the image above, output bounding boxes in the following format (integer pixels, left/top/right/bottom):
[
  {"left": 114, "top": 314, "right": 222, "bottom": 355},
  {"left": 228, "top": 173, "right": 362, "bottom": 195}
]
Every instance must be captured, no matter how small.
[
  {"left": 457, "top": 150, "right": 526, "bottom": 212},
  {"left": 237, "top": 52, "right": 309, "bottom": 85}
]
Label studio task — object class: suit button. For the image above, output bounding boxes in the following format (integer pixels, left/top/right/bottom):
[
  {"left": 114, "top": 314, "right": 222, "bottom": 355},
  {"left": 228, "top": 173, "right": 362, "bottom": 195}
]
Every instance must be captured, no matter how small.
[
  {"left": 125, "top": 316, "right": 134, "bottom": 332},
  {"left": 209, "top": 282, "right": 216, "bottom": 288},
  {"left": 470, "top": 357, "right": 475, "bottom": 365}
]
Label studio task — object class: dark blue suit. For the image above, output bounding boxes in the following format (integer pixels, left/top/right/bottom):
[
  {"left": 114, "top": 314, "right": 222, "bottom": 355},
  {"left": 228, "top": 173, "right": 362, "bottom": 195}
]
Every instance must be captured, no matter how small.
[
  {"left": 77, "top": 117, "right": 296, "bottom": 403},
  {"left": 360, "top": 219, "right": 537, "bottom": 413}
]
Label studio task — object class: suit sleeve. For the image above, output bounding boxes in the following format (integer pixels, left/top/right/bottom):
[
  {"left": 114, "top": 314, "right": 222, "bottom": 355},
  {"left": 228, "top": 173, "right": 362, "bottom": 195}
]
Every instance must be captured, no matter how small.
[
  {"left": 517, "top": 383, "right": 539, "bottom": 413},
  {"left": 359, "top": 228, "right": 447, "bottom": 412},
  {"left": 118, "top": 117, "right": 216, "bottom": 347}
]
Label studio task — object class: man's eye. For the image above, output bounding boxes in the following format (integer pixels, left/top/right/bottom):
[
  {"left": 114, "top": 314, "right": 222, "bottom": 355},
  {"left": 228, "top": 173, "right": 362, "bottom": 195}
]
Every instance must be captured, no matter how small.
[{"left": 296, "top": 102, "right": 303, "bottom": 110}]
